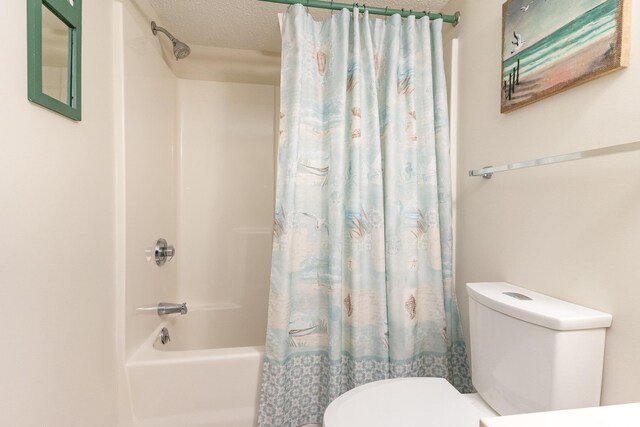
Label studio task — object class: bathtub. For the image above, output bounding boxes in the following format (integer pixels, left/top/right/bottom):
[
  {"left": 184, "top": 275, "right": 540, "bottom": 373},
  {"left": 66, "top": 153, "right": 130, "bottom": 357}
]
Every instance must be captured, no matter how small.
[{"left": 126, "top": 306, "right": 266, "bottom": 427}]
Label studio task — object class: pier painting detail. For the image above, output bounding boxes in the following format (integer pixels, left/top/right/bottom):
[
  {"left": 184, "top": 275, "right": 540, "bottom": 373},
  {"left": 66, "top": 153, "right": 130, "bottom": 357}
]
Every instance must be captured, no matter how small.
[{"left": 501, "top": 0, "right": 630, "bottom": 113}]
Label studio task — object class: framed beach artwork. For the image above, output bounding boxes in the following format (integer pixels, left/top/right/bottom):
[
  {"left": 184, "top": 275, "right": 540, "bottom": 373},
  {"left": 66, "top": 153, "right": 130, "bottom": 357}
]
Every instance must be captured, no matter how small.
[{"left": 501, "top": 0, "right": 630, "bottom": 113}]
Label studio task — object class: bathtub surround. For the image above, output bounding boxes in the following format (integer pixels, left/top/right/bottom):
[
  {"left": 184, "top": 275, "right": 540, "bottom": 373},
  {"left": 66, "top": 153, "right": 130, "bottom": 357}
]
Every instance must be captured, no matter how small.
[
  {"left": 176, "top": 79, "right": 276, "bottom": 309},
  {"left": 259, "top": 6, "right": 471, "bottom": 426},
  {"left": 121, "top": 1, "right": 279, "bottom": 425},
  {"left": 124, "top": 75, "right": 277, "bottom": 425},
  {"left": 125, "top": 78, "right": 276, "bottom": 427},
  {"left": 120, "top": 0, "right": 179, "bottom": 362},
  {"left": 443, "top": 0, "right": 640, "bottom": 406}
]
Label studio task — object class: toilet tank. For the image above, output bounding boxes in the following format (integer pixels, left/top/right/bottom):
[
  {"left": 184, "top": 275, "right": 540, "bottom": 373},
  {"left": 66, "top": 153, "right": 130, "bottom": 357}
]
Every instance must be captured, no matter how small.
[{"left": 467, "top": 282, "right": 612, "bottom": 416}]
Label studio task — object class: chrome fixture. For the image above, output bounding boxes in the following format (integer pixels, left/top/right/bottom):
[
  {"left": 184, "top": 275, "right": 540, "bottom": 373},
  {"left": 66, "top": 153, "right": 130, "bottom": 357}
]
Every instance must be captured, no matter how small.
[
  {"left": 135, "top": 302, "right": 188, "bottom": 316},
  {"left": 159, "top": 327, "right": 171, "bottom": 345},
  {"left": 155, "top": 238, "right": 175, "bottom": 266},
  {"left": 469, "top": 140, "right": 640, "bottom": 179},
  {"left": 157, "top": 302, "right": 188, "bottom": 316},
  {"left": 151, "top": 21, "right": 191, "bottom": 60},
  {"left": 503, "top": 292, "right": 533, "bottom": 301}
]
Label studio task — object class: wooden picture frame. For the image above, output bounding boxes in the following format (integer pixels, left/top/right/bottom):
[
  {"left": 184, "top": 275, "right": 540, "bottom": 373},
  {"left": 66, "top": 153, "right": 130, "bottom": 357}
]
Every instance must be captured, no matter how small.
[{"left": 501, "top": 0, "right": 630, "bottom": 113}]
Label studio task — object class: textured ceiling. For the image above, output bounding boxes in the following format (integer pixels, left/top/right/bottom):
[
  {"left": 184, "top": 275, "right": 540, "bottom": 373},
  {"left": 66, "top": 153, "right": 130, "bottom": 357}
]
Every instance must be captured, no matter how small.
[{"left": 148, "top": 0, "right": 450, "bottom": 53}]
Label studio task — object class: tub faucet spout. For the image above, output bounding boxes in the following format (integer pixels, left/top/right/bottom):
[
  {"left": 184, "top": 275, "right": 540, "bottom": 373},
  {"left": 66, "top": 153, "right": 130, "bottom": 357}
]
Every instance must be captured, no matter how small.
[{"left": 157, "top": 302, "right": 188, "bottom": 316}]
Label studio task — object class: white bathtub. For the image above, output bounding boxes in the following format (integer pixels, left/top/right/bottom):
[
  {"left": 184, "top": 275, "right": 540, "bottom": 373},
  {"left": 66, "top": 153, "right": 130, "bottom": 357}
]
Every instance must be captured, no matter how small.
[{"left": 126, "top": 306, "right": 266, "bottom": 427}]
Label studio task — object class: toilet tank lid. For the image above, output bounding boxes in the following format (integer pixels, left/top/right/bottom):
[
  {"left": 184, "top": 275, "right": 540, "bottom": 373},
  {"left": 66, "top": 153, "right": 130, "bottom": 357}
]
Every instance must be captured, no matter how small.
[{"left": 466, "top": 282, "right": 612, "bottom": 331}]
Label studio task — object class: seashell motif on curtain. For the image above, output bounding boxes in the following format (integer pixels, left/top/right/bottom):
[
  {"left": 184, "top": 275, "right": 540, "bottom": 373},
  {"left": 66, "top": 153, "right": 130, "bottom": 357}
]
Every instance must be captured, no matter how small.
[
  {"left": 405, "top": 295, "right": 417, "bottom": 320},
  {"left": 344, "top": 294, "right": 353, "bottom": 317},
  {"left": 347, "top": 73, "right": 358, "bottom": 92},
  {"left": 397, "top": 76, "right": 414, "bottom": 95}
]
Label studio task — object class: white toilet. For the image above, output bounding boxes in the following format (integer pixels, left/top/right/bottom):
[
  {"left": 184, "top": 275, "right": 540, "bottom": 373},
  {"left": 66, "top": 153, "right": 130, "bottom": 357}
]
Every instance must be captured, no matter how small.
[{"left": 324, "top": 282, "right": 613, "bottom": 426}]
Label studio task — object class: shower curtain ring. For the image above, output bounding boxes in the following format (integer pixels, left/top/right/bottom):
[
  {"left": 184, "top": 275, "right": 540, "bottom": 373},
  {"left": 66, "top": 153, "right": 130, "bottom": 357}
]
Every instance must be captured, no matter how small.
[
  {"left": 330, "top": 0, "right": 334, "bottom": 16},
  {"left": 384, "top": 6, "right": 388, "bottom": 21}
]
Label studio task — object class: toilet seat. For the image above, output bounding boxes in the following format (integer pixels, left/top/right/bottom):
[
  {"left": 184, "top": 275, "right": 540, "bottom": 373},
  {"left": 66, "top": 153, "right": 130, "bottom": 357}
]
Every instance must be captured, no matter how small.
[{"left": 324, "top": 378, "right": 498, "bottom": 427}]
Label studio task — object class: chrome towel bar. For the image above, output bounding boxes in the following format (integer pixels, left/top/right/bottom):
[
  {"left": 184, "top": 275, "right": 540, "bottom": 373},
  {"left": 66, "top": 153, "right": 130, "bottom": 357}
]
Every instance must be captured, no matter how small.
[{"left": 469, "top": 140, "right": 640, "bottom": 179}]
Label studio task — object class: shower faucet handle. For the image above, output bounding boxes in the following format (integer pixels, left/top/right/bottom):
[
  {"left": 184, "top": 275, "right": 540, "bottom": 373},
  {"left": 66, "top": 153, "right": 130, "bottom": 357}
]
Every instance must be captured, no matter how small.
[{"left": 155, "top": 238, "right": 175, "bottom": 266}]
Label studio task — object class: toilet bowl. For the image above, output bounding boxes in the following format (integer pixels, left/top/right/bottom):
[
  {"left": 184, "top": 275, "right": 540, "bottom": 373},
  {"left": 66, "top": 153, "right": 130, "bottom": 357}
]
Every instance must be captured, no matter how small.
[
  {"left": 324, "top": 377, "right": 497, "bottom": 427},
  {"left": 324, "top": 282, "right": 613, "bottom": 427}
]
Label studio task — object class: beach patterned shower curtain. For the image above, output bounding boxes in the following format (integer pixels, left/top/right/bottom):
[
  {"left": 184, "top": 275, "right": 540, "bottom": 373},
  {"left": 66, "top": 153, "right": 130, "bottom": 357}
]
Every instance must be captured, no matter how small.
[{"left": 258, "top": 5, "right": 472, "bottom": 426}]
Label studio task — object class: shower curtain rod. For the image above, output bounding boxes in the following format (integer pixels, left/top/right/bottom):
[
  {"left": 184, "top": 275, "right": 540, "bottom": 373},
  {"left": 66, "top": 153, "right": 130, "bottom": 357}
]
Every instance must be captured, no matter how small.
[{"left": 259, "top": 0, "right": 461, "bottom": 26}]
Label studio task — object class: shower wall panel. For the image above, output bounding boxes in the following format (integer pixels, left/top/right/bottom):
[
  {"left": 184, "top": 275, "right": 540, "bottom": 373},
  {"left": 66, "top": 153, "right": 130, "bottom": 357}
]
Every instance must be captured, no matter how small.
[{"left": 177, "top": 80, "right": 276, "bottom": 327}]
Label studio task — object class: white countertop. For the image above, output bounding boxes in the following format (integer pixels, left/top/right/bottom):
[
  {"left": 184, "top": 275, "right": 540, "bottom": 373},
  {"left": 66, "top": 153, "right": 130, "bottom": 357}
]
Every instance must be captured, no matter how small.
[{"left": 481, "top": 403, "right": 640, "bottom": 427}]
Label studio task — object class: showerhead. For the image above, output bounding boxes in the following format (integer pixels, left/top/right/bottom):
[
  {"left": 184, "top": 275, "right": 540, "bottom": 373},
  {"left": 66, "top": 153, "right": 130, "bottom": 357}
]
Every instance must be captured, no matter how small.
[
  {"left": 151, "top": 21, "right": 191, "bottom": 60},
  {"left": 172, "top": 40, "right": 191, "bottom": 60}
]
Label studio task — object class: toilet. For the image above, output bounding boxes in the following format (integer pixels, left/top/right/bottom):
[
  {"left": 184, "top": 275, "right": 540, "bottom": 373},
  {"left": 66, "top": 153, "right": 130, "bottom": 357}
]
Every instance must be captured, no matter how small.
[{"left": 324, "top": 282, "right": 613, "bottom": 426}]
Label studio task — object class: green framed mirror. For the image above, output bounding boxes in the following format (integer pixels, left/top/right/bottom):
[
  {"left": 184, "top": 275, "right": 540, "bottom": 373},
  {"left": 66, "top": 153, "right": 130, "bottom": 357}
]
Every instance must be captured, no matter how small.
[{"left": 27, "top": 0, "right": 82, "bottom": 121}]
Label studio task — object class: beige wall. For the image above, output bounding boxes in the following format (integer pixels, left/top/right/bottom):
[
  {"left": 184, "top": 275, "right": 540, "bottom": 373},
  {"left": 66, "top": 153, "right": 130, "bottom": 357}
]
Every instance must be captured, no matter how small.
[
  {"left": 443, "top": 0, "right": 640, "bottom": 405},
  {"left": 0, "top": 1, "right": 118, "bottom": 426}
]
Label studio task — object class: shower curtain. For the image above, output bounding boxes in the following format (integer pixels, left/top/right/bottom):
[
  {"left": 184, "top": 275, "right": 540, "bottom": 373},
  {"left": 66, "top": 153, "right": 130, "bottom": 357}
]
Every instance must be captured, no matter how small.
[{"left": 258, "top": 5, "right": 472, "bottom": 426}]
